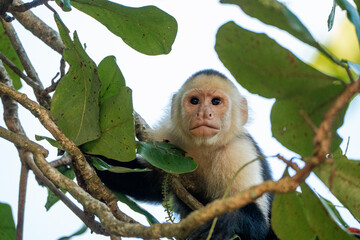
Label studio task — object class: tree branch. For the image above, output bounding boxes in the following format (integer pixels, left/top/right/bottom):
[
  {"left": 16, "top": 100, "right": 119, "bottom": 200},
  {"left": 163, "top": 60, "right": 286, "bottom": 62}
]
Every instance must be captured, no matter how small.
[
  {"left": 10, "top": 0, "right": 48, "bottom": 12},
  {"left": 10, "top": 0, "right": 64, "bottom": 54},
  {"left": 0, "top": 80, "right": 138, "bottom": 224},
  {"left": 0, "top": 18, "right": 51, "bottom": 108},
  {"left": 0, "top": 60, "right": 108, "bottom": 235}
]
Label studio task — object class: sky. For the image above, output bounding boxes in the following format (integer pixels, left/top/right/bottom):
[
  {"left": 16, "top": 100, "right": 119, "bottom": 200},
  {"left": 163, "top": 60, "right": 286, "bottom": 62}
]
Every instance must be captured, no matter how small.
[{"left": 0, "top": 0, "right": 359, "bottom": 239}]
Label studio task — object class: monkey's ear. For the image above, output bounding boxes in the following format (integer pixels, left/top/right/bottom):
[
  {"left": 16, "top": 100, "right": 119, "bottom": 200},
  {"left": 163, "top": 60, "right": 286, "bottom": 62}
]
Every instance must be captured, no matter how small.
[{"left": 241, "top": 97, "right": 248, "bottom": 125}]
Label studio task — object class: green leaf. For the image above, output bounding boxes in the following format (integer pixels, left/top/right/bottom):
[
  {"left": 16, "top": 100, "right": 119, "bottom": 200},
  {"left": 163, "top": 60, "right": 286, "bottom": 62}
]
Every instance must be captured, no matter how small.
[
  {"left": 58, "top": 225, "right": 87, "bottom": 240},
  {"left": 215, "top": 22, "right": 346, "bottom": 156},
  {"left": 336, "top": 0, "right": 360, "bottom": 48},
  {"left": 81, "top": 56, "right": 135, "bottom": 161},
  {"left": 81, "top": 88, "right": 136, "bottom": 161},
  {"left": 55, "top": 0, "right": 72, "bottom": 11},
  {"left": 314, "top": 150, "right": 360, "bottom": 221},
  {"left": 328, "top": 0, "right": 337, "bottom": 31},
  {"left": 220, "top": 0, "right": 341, "bottom": 65},
  {"left": 89, "top": 156, "right": 150, "bottom": 173},
  {"left": 71, "top": 0, "right": 177, "bottom": 55},
  {"left": 0, "top": 202, "right": 15, "bottom": 240},
  {"left": 301, "top": 183, "right": 356, "bottom": 240},
  {"left": 98, "top": 56, "right": 125, "bottom": 104},
  {"left": 272, "top": 192, "right": 316, "bottom": 240},
  {"left": 35, "top": 135, "right": 63, "bottom": 150},
  {"left": 113, "top": 191, "right": 159, "bottom": 225},
  {"left": 137, "top": 141, "right": 197, "bottom": 174},
  {"left": 270, "top": 86, "right": 345, "bottom": 156},
  {"left": 318, "top": 194, "right": 349, "bottom": 228},
  {"left": 45, "top": 166, "right": 75, "bottom": 211},
  {"left": 51, "top": 14, "right": 101, "bottom": 146},
  {"left": 0, "top": 24, "right": 23, "bottom": 90}
]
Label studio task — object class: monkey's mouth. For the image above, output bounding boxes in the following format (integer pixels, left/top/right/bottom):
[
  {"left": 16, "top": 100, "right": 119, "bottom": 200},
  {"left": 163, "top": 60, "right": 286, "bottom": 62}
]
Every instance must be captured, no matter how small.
[{"left": 189, "top": 124, "right": 220, "bottom": 137}]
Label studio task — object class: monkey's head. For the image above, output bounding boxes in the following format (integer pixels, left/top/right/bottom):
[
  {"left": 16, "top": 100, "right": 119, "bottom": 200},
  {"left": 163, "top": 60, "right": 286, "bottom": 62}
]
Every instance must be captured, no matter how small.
[{"left": 170, "top": 70, "right": 248, "bottom": 148}]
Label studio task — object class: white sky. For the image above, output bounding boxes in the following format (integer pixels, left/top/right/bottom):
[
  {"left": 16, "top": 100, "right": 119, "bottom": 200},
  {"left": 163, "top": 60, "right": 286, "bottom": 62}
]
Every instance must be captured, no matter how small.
[{"left": 0, "top": 0, "right": 359, "bottom": 239}]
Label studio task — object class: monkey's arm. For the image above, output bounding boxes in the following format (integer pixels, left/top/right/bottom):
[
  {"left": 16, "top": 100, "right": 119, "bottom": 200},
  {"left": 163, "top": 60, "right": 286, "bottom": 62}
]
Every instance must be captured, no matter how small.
[
  {"left": 94, "top": 157, "right": 164, "bottom": 203},
  {"left": 188, "top": 202, "right": 271, "bottom": 240}
]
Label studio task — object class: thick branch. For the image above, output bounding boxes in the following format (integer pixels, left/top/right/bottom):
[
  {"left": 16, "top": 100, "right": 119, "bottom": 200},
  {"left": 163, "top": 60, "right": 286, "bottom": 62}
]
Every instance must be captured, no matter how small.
[
  {"left": 10, "top": 0, "right": 64, "bottom": 54},
  {"left": 134, "top": 111, "right": 153, "bottom": 141}
]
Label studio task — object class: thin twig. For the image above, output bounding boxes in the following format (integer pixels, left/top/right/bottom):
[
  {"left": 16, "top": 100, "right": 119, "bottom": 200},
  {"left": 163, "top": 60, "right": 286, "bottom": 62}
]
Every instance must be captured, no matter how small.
[
  {"left": 0, "top": 52, "right": 40, "bottom": 89},
  {"left": 0, "top": 60, "right": 28, "bottom": 240},
  {"left": 299, "top": 110, "right": 318, "bottom": 134},
  {"left": 10, "top": 0, "right": 48, "bottom": 12},
  {"left": 16, "top": 159, "right": 28, "bottom": 240},
  {"left": 276, "top": 154, "right": 300, "bottom": 172},
  {"left": 345, "top": 67, "right": 355, "bottom": 83}
]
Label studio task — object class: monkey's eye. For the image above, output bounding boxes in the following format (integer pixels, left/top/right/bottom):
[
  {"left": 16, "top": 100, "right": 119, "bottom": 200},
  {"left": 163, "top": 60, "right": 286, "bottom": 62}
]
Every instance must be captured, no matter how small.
[
  {"left": 190, "top": 97, "right": 199, "bottom": 105},
  {"left": 211, "top": 98, "right": 221, "bottom": 105}
]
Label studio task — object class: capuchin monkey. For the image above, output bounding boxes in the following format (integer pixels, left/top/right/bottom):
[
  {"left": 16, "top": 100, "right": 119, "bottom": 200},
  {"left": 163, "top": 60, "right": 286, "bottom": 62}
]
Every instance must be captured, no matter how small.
[{"left": 96, "top": 70, "right": 278, "bottom": 240}]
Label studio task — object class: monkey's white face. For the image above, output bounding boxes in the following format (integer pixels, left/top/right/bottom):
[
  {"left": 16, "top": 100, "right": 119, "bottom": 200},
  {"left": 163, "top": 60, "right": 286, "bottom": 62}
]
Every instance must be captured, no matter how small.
[{"left": 182, "top": 88, "right": 229, "bottom": 138}]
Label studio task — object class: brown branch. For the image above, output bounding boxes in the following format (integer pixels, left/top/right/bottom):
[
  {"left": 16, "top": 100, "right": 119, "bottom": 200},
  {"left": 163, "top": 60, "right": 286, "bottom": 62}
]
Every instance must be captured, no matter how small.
[
  {"left": 10, "top": 0, "right": 64, "bottom": 54},
  {"left": 0, "top": 52, "right": 41, "bottom": 90},
  {"left": 16, "top": 155, "right": 28, "bottom": 240},
  {"left": 276, "top": 154, "right": 300, "bottom": 172},
  {"left": 134, "top": 111, "right": 153, "bottom": 141},
  {"left": 299, "top": 109, "right": 318, "bottom": 134},
  {"left": 0, "top": 61, "right": 107, "bottom": 235},
  {"left": 0, "top": 123, "right": 299, "bottom": 239},
  {"left": 10, "top": 0, "right": 48, "bottom": 12},
  {"left": 0, "top": 59, "right": 29, "bottom": 240},
  {"left": 170, "top": 175, "right": 204, "bottom": 211},
  {"left": 0, "top": 19, "right": 51, "bottom": 108},
  {"left": 0, "top": 81, "right": 137, "bottom": 224},
  {"left": 313, "top": 77, "right": 360, "bottom": 161},
  {"left": 49, "top": 154, "right": 72, "bottom": 168}
]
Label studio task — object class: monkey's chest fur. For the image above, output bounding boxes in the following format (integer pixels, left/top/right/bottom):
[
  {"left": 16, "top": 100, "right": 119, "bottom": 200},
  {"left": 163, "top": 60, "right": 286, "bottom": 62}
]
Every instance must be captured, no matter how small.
[{"left": 180, "top": 138, "right": 263, "bottom": 204}]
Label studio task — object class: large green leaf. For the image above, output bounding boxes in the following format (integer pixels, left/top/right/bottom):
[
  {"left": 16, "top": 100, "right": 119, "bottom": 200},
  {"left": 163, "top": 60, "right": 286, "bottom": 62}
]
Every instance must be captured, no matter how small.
[
  {"left": 216, "top": 21, "right": 346, "bottom": 156},
  {"left": 301, "top": 183, "right": 356, "bottom": 240},
  {"left": 137, "top": 141, "right": 198, "bottom": 174},
  {"left": 51, "top": 14, "right": 101, "bottom": 146},
  {"left": 0, "top": 24, "right": 23, "bottom": 90},
  {"left": 314, "top": 150, "right": 360, "bottom": 221},
  {"left": 71, "top": 0, "right": 177, "bottom": 55},
  {"left": 221, "top": 0, "right": 340, "bottom": 65},
  {"left": 0, "top": 202, "right": 15, "bottom": 240},
  {"left": 272, "top": 192, "right": 315, "bottom": 240},
  {"left": 81, "top": 56, "right": 136, "bottom": 161}
]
